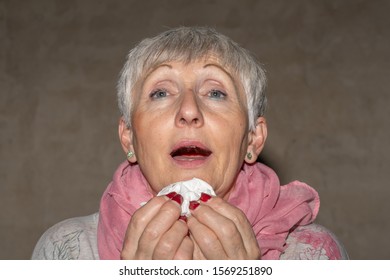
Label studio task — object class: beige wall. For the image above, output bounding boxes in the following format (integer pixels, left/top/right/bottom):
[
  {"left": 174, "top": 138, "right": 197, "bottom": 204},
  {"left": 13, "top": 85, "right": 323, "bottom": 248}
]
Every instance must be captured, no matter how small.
[{"left": 1, "top": 0, "right": 389, "bottom": 259}]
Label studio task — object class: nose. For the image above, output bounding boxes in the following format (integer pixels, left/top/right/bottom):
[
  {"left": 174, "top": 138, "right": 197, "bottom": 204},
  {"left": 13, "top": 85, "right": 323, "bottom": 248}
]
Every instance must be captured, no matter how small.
[{"left": 175, "top": 90, "right": 204, "bottom": 128}]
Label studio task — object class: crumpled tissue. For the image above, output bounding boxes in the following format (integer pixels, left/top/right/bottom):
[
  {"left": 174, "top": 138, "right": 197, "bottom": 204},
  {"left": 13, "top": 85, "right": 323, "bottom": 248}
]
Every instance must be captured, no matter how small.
[{"left": 157, "top": 178, "right": 216, "bottom": 216}]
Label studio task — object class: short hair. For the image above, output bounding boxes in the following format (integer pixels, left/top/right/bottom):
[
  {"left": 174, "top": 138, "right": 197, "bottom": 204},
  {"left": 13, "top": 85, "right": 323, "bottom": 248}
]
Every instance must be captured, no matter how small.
[{"left": 117, "top": 26, "right": 267, "bottom": 131}]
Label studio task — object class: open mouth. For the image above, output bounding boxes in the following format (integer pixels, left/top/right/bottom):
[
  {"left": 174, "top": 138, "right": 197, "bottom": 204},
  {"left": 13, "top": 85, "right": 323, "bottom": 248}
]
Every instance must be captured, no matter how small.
[{"left": 170, "top": 145, "right": 212, "bottom": 161}]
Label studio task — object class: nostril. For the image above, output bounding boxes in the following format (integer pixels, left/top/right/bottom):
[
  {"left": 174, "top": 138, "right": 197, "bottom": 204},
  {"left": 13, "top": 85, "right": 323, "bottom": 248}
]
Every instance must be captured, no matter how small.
[{"left": 178, "top": 116, "right": 201, "bottom": 126}]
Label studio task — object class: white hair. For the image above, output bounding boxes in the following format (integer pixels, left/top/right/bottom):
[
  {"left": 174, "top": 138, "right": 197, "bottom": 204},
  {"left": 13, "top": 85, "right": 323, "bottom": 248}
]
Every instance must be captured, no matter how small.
[{"left": 117, "top": 26, "right": 267, "bottom": 131}]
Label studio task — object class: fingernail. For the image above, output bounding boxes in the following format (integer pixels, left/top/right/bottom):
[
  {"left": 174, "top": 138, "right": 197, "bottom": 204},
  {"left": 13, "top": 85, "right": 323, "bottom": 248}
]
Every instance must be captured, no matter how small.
[
  {"left": 171, "top": 194, "right": 183, "bottom": 205},
  {"left": 165, "top": 192, "right": 177, "bottom": 199},
  {"left": 199, "top": 193, "right": 212, "bottom": 202},
  {"left": 179, "top": 215, "right": 187, "bottom": 223},
  {"left": 189, "top": 200, "right": 200, "bottom": 210}
]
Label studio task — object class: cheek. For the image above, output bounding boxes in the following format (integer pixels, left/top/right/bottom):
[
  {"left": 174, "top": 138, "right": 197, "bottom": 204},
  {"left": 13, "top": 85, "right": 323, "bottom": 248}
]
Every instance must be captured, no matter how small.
[
  {"left": 132, "top": 112, "right": 176, "bottom": 183},
  {"left": 133, "top": 107, "right": 170, "bottom": 135},
  {"left": 133, "top": 121, "right": 166, "bottom": 154},
  {"left": 219, "top": 117, "right": 248, "bottom": 149},
  {"left": 210, "top": 117, "right": 249, "bottom": 175}
]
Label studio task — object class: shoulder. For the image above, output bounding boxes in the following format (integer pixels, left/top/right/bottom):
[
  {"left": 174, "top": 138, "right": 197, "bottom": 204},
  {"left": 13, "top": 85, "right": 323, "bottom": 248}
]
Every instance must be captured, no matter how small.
[
  {"left": 31, "top": 213, "right": 100, "bottom": 260},
  {"left": 280, "top": 223, "right": 349, "bottom": 260}
]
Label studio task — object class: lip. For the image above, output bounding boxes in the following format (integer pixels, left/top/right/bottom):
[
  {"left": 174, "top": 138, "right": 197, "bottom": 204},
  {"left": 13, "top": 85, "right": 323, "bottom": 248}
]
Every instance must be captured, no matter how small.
[{"left": 170, "top": 140, "right": 212, "bottom": 169}]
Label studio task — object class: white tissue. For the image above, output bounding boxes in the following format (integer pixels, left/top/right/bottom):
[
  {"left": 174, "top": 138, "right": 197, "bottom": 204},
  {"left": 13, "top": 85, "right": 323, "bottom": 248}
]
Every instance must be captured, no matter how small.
[{"left": 157, "top": 178, "right": 216, "bottom": 216}]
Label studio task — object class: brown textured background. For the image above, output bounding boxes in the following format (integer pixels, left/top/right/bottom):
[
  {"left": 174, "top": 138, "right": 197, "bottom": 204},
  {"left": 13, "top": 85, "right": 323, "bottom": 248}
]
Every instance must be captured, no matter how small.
[{"left": 1, "top": 0, "right": 389, "bottom": 259}]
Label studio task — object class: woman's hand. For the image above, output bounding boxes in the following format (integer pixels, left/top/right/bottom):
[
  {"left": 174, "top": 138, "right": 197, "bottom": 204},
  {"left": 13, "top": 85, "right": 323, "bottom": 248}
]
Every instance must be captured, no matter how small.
[
  {"left": 121, "top": 193, "right": 194, "bottom": 260},
  {"left": 187, "top": 195, "right": 261, "bottom": 260}
]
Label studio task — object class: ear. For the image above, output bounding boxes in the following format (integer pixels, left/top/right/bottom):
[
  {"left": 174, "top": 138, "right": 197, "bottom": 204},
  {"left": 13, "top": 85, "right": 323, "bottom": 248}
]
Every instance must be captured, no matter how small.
[
  {"left": 118, "top": 117, "right": 137, "bottom": 163},
  {"left": 245, "top": 117, "right": 267, "bottom": 164}
]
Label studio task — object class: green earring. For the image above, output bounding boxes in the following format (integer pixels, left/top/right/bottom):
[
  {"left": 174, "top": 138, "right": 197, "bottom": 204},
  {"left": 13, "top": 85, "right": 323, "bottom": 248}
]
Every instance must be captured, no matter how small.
[
  {"left": 246, "top": 152, "right": 253, "bottom": 160},
  {"left": 127, "top": 151, "right": 135, "bottom": 159}
]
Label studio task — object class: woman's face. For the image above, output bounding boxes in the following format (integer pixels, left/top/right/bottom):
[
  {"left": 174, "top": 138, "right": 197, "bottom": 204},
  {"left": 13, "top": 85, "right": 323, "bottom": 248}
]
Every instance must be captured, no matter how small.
[{"left": 127, "top": 58, "right": 252, "bottom": 198}]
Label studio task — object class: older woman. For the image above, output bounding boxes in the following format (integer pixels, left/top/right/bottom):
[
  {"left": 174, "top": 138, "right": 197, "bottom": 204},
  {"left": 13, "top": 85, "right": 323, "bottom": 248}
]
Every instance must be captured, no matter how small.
[{"left": 32, "top": 27, "right": 348, "bottom": 260}]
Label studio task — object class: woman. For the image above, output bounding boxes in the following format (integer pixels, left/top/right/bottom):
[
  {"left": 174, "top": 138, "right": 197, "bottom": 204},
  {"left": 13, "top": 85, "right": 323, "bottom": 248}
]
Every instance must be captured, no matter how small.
[{"left": 32, "top": 27, "right": 348, "bottom": 260}]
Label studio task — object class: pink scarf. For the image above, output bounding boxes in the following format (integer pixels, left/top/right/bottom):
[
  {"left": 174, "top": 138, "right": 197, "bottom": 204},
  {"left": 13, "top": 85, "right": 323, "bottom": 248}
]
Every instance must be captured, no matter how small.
[{"left": 97, "top": 161, "right": 319, "bottom": 259}]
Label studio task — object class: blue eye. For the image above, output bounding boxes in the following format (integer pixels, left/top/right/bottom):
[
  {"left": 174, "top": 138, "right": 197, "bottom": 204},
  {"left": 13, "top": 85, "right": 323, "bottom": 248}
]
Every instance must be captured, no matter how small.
[
  {"left": 208, "top": 89, "right": 226, "bottom": 99},
  {"left": 150, "top": 89, "right": 168, "bottom": 99}
]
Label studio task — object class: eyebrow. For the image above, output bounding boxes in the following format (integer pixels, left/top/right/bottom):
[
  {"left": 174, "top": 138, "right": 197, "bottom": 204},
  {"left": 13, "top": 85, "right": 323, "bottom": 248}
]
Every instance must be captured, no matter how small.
[
  {"left": 142, "top": 62, "right": 238, "bottom": 89},
  {"left": 203, "top": 63, "right": 243, "bottom": 98},
  {"left": 203, "top": 63, "right": 236, "bottom": 83},
  {"left": 143, "top": 63, "right": 173, "bottom": 81}
]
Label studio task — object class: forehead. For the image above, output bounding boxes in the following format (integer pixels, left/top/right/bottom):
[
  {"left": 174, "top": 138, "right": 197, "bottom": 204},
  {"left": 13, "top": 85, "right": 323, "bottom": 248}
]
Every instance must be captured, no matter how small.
[{"left": 141, "top": 56, "right": 239, "bottom": 83}]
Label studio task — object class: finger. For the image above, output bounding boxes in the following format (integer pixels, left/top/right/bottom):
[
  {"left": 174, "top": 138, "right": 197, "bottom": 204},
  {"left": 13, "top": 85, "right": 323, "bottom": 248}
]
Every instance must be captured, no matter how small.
[
  {"left": 202, "top": 197, "right": 260, "bottom": 259},
  {"left": 187, "top": 215, "right": 227, "bottom": 259},
  {"left": 191, "top": 239, "right": 206, "bottom": 260},
  {"left": 192, "top": 198, "right": 258, "bottom": 259},
  {"left": 152, "top": 219, "right": 189, "bottom": 259},
  {"left": 121, "top": 195, "right": 170, "bottom": 259},
  {"left": 135, "top": 194, "right": 183, "bottom": 258},
  {"left": 173, "top": 236, "right": 194, "bottom": 260}
]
